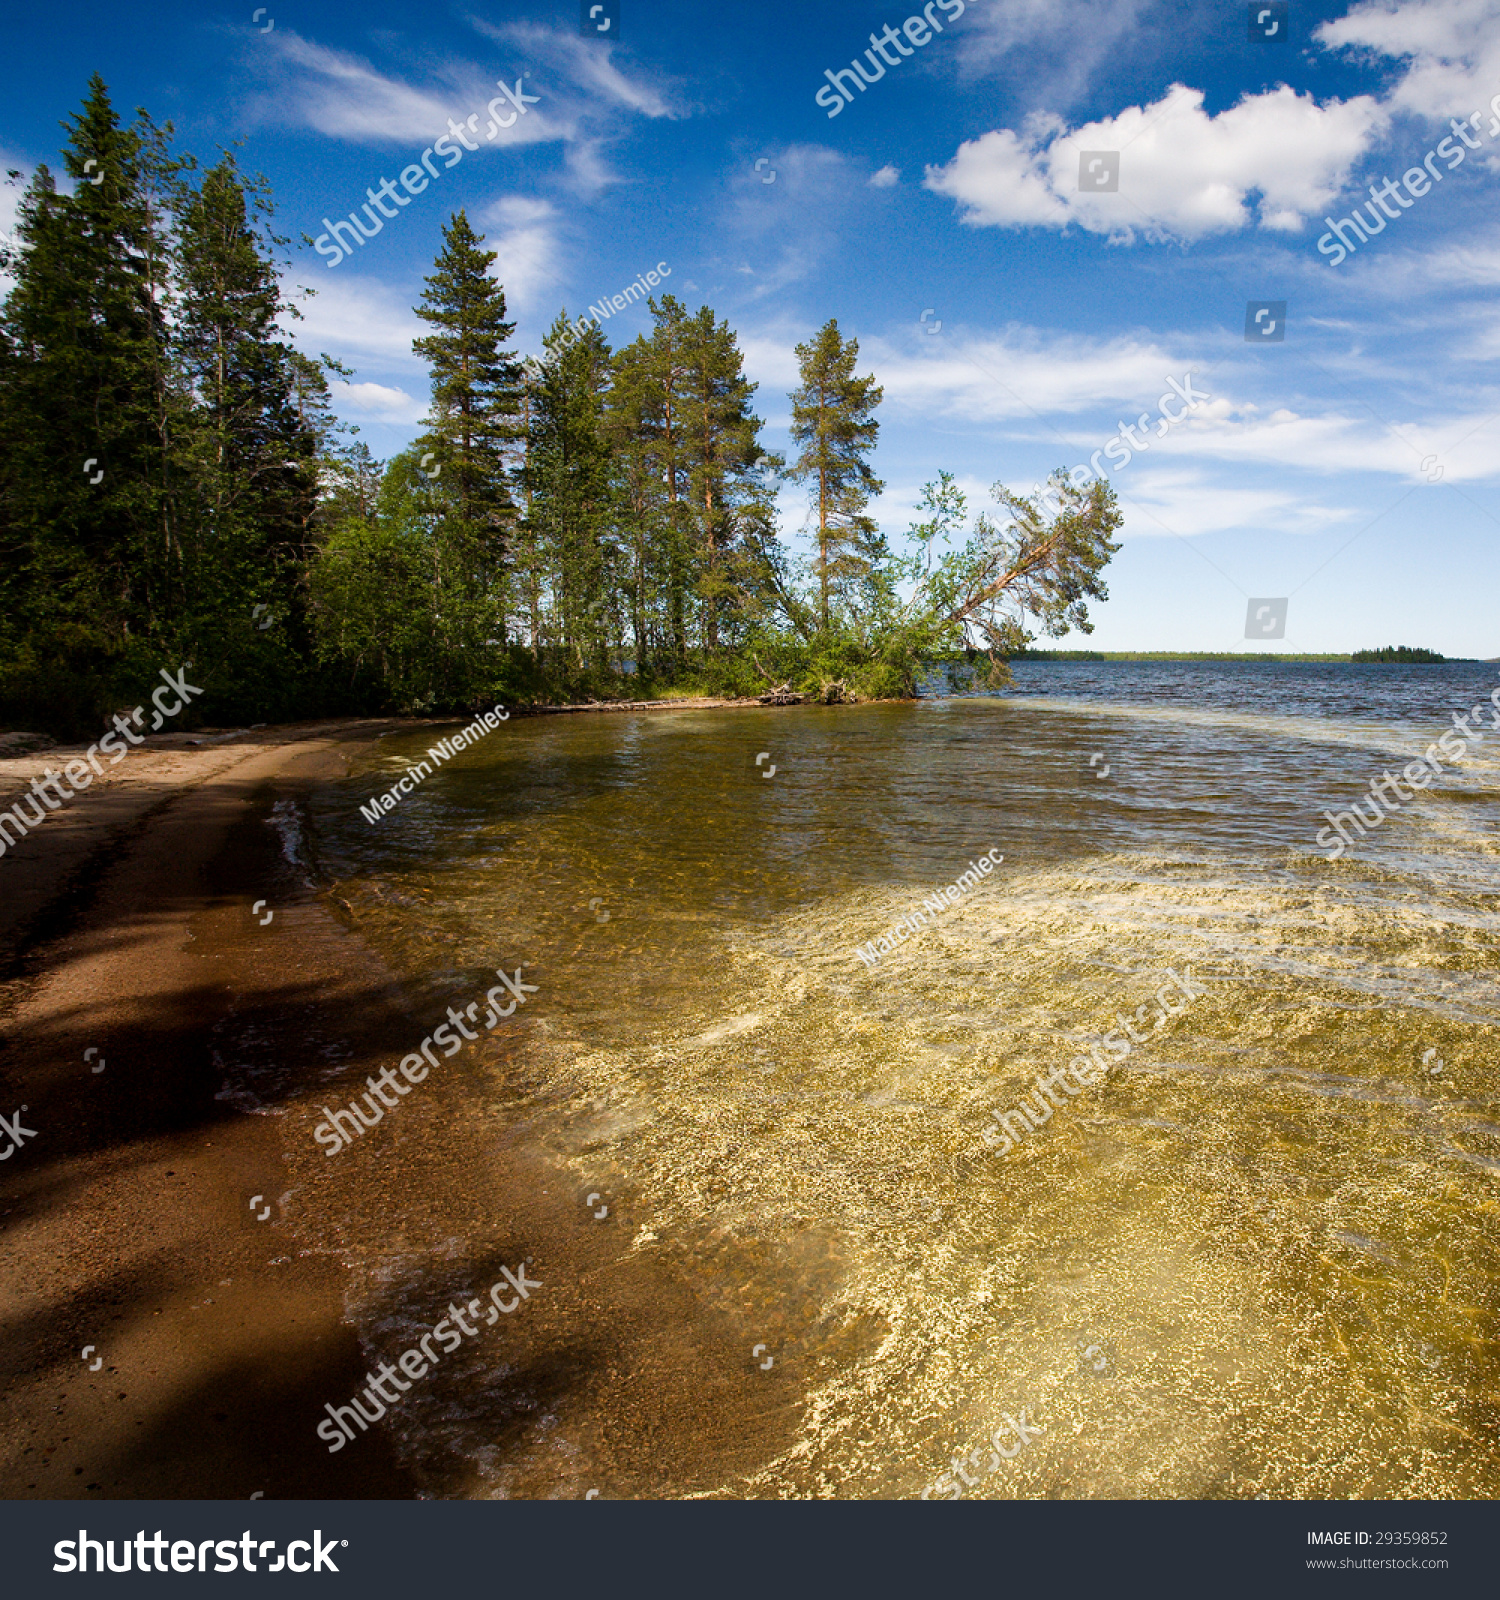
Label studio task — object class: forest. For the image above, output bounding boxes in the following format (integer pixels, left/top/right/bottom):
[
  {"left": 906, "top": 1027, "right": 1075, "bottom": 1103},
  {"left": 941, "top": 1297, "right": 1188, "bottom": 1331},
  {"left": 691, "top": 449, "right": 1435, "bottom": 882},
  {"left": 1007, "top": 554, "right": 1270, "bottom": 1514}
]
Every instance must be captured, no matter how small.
[{"left": 0, "top": 78, "right": 1123, "bottom": 734}]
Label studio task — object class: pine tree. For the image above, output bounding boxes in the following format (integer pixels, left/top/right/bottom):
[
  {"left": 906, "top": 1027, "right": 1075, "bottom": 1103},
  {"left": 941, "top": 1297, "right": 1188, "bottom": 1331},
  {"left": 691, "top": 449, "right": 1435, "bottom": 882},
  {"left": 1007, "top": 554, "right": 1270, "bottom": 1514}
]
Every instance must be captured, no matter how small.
[
  {"left": 787, "top": 319, "right": 884, "bottom": 630},
  {"left": 637, "top": 295, "right": 695, "bottom": 668},
  {"left": 680, "top": 306, "right": 764, "bottom": 654},
  {"left": 606, "top": 334, "right": 670, "bottom": 674},
  {"left": 523, "top": 312, "right": 615, "bottom": 676},
  {"left": 412, "top": 211, "right": 522, "bottom": 640}
]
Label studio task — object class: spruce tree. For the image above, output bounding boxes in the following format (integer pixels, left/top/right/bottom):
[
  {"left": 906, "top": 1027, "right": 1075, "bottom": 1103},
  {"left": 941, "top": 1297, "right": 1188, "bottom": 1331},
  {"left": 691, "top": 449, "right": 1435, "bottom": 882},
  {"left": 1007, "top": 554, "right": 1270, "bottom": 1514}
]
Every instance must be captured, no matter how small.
[
  {"left": 787, "top": 319, "right": 884, "bottom": 630},
  {"left": 174, "top": 155, "right": 320, "bottom": 674},
  {"left": 0, "top": 77, "right": 174, "bottom": 666}
]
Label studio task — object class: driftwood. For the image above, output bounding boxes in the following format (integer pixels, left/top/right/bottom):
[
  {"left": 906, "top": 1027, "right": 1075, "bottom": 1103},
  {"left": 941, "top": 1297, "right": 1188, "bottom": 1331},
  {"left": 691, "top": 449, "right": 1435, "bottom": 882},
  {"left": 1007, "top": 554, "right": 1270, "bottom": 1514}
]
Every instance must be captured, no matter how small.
[{"left": 752, "top": 651, "right": 804, "bottom": 705}]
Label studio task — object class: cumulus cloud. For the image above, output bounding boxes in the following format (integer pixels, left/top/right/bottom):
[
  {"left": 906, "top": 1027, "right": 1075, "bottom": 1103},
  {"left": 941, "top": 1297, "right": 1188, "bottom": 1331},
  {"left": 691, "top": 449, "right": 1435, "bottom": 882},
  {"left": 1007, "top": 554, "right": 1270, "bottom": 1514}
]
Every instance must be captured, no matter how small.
[
  {"left": 925, "top": 84, "right": 1388, "bottom": 240},
  {"left": 869, "top": 165, "right": 901, "bottom": 188}
]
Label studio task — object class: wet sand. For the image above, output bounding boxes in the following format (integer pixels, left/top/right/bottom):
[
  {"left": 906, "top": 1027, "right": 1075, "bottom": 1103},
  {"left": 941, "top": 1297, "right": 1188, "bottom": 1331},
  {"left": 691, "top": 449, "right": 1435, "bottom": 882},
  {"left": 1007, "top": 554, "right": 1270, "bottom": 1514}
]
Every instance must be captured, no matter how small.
[{"left": 0, "top": 721, "right": 420, "bottom": 1497}]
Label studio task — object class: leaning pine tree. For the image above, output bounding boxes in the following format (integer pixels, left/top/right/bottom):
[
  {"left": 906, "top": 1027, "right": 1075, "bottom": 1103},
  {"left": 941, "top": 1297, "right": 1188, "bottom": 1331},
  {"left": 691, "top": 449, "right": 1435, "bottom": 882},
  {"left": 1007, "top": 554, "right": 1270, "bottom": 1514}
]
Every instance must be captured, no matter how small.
[{"left": 884, "top": 471, "right": 1125, "bottom": 696}]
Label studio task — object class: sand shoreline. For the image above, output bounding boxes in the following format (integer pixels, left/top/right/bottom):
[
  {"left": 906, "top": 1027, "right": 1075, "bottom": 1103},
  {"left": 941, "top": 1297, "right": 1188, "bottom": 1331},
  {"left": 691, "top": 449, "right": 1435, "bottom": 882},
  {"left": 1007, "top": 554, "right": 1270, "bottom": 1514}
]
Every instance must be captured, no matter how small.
[{"left": 0, "top": 720, "right": 425, "bottom": 1497}]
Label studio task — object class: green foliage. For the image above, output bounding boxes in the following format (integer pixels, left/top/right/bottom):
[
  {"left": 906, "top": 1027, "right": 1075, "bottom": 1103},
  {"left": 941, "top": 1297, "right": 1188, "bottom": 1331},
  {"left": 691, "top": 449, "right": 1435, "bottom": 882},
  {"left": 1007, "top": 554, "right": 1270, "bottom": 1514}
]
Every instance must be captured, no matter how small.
[
  {"left": 0, "top": 80, "right": 333, "bottom": 733},
  {"left": 524, "top": 313, "right": 617, "bottom": 675}
]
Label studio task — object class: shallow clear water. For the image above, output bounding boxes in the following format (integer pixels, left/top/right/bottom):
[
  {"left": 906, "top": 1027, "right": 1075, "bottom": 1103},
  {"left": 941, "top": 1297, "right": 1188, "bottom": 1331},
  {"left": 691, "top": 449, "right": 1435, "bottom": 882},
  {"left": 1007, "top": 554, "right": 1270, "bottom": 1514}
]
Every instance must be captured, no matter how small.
[{"left": 303, "top": 663, "right": 1500, "bottom": 1499}]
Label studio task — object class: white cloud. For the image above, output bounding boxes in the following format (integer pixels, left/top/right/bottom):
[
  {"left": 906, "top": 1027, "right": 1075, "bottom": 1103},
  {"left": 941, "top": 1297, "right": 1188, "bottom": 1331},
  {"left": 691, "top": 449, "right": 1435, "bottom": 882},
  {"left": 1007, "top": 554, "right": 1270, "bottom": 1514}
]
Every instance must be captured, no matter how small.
[
  {"left": 925, "top": 84, "right": 1388, "bottom": 240},
  {"left": 924, "top": 123, "right": 1067, "bottom": 229},
  {"left": 474, "top": 19, "right": 680, "bottom": 121},
  {"left": 247, "top": 21, "right": 675, "bottom": 166},
  {"left": 738, "top": 327, "right": 807, "bottom": 399},
  {"left": 818, "top": 323, "right": 1500, "bottom": 489},
  {"left": 862, "top": 327, "right": 1204, "bottom": 421},
  {"left": 1108, "top": 469, "right": 1358, "bottom": 538},
  {"left": 1316, "top": 0, "right": 1500, "bottom": 123},
  {"left": 954, "top": 0, "right": 1153, "bottom": 108},
  {"left": 1408, "top": 230, "right": 1500, "bottom": 285},
  {"left": 262, "top": 34, "right": 454, "bottom": 144},
  {"left": 280, "top": 272, "right": 426, "bottom": 371},
  {"left": 869, "top": 164, "right": 901, "bottom": 188},
  {"left": 1097, "top": 391, "right": 1500, "bottom": 485},
  {"left": 255, "top": 33, "right": 555, "bottom": 150},
  {"left": 478, "top": 195, "right": 566, "bottom": 314},
  {"left": 561, "top": 137, "right": 620, "bottom": 198},
  {"left": 718, "top": 146, "right": 867, "bottom": 297},
  {"left": 332, "top": 380, "right": 426, "bottom": 423}
]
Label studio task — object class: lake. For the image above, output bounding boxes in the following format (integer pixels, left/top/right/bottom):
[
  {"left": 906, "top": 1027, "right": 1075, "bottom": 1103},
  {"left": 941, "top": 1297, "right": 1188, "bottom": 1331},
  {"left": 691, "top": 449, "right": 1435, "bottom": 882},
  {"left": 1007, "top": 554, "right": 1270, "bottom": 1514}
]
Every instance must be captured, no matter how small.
[{"left": 296, "top": 661, "right": 1500, "bottom": 1498}]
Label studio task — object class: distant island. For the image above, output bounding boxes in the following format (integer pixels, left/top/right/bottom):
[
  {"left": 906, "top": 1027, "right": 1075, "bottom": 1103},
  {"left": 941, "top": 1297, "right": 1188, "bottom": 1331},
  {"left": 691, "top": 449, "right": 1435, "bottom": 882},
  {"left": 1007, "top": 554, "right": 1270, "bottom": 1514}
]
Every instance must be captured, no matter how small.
[{"left": 1350, "top": 646, "right": 1445, "bottom": 663}]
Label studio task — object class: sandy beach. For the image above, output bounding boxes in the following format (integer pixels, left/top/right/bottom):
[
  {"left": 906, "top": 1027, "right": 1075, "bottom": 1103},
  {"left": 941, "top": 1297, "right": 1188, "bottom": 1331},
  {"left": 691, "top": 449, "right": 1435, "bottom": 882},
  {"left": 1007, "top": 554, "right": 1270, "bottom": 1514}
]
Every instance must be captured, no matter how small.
[{"left": 0, "top": 720, "right": 421, "bottom": 1497}]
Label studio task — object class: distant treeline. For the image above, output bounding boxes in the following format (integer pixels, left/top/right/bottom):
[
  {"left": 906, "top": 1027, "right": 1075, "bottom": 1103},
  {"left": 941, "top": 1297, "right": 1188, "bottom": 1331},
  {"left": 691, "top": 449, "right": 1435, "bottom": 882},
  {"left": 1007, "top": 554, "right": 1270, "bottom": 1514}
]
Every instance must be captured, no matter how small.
[
  {"left": 0, "top": 79, "right": 1125, "bottom": 734},
  {"left": 1349, "top": 646, "right": 1446, "bottom": 663}
]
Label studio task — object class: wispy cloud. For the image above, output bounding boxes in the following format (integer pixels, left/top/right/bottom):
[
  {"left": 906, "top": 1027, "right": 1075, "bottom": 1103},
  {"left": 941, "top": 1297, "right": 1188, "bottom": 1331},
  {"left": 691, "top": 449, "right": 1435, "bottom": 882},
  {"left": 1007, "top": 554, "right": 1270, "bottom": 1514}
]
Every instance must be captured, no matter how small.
[
  {"left": 470, "top": 18, "right": 682, "bottom": 121},
  {"left": 954, "top": 0, "right": 1155, "bottom": 109},
  {"left": 246, "top": 18, "right": 678, "bottom": 167},
  {"left": 281, "top": 272, "right": 426, "bottom": 372}
]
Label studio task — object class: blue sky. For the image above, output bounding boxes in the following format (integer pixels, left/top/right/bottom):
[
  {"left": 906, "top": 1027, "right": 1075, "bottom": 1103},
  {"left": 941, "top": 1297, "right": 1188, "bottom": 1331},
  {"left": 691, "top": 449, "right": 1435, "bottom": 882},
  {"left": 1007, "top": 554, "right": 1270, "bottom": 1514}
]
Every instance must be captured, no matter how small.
[{"left": 4, "top": 0, "right": 1499, "bottom": 655}]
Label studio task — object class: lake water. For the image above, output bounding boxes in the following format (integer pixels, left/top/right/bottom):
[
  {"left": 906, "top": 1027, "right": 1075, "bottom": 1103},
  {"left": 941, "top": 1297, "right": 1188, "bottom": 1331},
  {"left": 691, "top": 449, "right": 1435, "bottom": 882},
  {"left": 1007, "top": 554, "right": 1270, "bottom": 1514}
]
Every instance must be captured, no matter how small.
[{"left": 300, "top": 662, "right": 1500, "bottom": 1499}]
